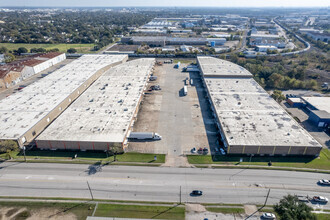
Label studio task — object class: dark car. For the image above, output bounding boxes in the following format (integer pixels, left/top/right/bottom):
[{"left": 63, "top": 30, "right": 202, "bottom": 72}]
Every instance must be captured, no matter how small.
[
  {"left": 191, "top": 190, "right": 203, "bottom": 196},
  {"left": 318, "top": 179, "right": 330, "bottom": 186}
]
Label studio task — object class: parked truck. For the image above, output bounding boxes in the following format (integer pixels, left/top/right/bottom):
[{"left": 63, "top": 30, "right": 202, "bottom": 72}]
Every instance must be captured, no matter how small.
[
  {"left": 129, "top": 132, "right": 162, "bottom": 140},
  {"left": 183, "top": 86, "right": 188, "bottom": 96},
  {"left": 175, "top": 62, "right": 181, "bottom": 68}
]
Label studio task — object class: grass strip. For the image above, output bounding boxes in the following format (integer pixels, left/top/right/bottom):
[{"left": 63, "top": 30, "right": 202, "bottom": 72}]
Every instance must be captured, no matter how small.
[{"left": 94, "top": 203, "right": 185, "bottom": 220}]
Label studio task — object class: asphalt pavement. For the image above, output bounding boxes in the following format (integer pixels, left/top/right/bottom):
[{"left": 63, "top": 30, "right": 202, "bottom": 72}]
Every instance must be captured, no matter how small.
[{"left": 0, "top": 163, "right": 329, "bottom": 209}]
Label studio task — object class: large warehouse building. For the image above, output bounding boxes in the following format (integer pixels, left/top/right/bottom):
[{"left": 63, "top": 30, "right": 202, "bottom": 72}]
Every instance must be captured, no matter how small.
[
  {"left": 0, "top": 55, "right": 128, "bottom": 147},
  {"left": 36, "top": 58, "right": 155, "bottom": 151},
  {"left": 197, "top": 56, "right": 322, "bottom": 156}
]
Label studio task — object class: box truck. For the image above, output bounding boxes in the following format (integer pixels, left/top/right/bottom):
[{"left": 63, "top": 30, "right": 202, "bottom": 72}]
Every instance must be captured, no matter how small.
[
  {"left": 183, "top": 86, "right": 187, "bottom": 96},
  {"left": 129, "top": 132, "right": 162, "bottom": 140}
]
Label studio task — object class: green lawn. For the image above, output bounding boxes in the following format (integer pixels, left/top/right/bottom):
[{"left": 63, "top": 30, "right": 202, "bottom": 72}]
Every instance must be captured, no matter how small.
[
  {"left": 316, "top": 213, "right": 330, "bottom": 220},
  {"left": 0, "top": 201, "right": 94, "bottom": 220},
  {"left": 205, "top": 207, "right": 245, "bottom": 214},
  {"left": 0, "top": 43, "right": 96, "bottom": 53},
  {"left": 94, "top": 204, "right": 185, "bottom": 220},
  {"left": 173, "top": 59, "right": 195, "bottom": 64},
  {"left": 187, "top": 149, "right": 330, "bottom": 170},
  {"left": 0, "top": 150, "right": 165, "bottom": 164}
]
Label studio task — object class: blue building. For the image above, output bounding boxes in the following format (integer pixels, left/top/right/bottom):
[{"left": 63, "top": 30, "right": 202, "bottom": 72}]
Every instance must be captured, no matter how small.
[{"left": 302, "top": 97, "right": 330, "bottom": 128}]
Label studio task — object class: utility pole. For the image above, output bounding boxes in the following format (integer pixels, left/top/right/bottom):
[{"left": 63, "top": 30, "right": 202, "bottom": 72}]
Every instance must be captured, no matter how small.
[
  {"left": 23, "top": 146, "right": 26, "bottom": 162},
  {"left": 87, "top": 181, "right": 94, "bottom": 200},
  {"left": 179, "top": 186, "right": 182, "bottom": 204},
  {"left": 264, "top": 188, "right": 271, "bottom": 207}
]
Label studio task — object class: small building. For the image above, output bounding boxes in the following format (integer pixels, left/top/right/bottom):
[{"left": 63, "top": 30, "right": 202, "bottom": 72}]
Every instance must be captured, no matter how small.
[
  {"left": 256, "top": 45, "right": 278, "bottom": 52},
  {"left": 301, "top": 96, "right": 330, "bottom": 128},
  {"left": 104, "top": 45, "right": 140, "bottom": 54},
  {"left": 287, "top": 97, "right": 305, "bottom": 108},
  {"left": 161, "top": 46, "right": 176, "bottom": 52},
  {"left": 308, "top": 110, "right": 330, "bottom": 128},
  {"left": 207, "top": 38, "right": 226, "bottom": 46},
  {"left": 0, "top": 54, "right": 4, "bottom": 63},
  {"left": 251, "top": 39, "right": 286, "bottom": 48}
]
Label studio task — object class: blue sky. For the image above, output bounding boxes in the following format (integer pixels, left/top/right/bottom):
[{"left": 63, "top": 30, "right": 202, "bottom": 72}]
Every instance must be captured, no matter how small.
[{"left": 0, "top": 0, "right": 329, "bottom": 7}]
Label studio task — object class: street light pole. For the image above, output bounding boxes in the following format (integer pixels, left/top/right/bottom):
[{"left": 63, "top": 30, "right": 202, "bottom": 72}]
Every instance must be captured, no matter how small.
[
  {"left": 179, "top": 186, "right": 182, "bottom": 204},
  {"left": 23, "top": 146, "right": 26, "bottom": 162},
  {"left": 87, "top": 181, "right": 94, "bottom": 200}
]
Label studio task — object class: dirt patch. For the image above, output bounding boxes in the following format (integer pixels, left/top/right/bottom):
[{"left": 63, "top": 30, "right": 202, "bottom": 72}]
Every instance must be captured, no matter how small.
[
  {"left": 186, "top": 203, "right": 207, "bottom": 212},
  {"left": 27, "top": 208, "right": 77, "bottom": 220},
  {"left": 0, "top": 207, "right": 77, "bottom": 220},
  {"left": 244, "top": 205, "right": 258, "bottom": 215},
  {"left": 5, "top": 208, "right": 20, "bottom": 217}
]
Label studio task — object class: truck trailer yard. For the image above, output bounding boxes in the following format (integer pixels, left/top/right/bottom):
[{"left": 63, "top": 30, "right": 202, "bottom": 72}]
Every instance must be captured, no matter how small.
[{"left": 126, "top": 59, "right": 218, "bottom": 158}]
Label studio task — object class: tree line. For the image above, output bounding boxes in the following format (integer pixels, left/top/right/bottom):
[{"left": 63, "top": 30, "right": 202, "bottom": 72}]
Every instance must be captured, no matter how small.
[
  {"left": 227, "top": 54, "right": 321, "bottom": 90},
  {"left": 0, "top": 11, "right": 153, "bottom": 49}
]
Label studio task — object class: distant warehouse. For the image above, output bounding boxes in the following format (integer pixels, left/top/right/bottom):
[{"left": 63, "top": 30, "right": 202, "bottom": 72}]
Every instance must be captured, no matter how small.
[
  {"left": 121, "top": 36, "right": 225, "bottom": 47},
  {"left": 0, "top": 55, "right": 128, "bottom": 147},
  {"left": 36, "top": 58, "right": 155, "bottom": 151},
  {"left": 197, "top": 57, "right": 322, "bottom": 156},
  {"left": 0, "top": 52, "right": 65, "bottom": 89}
]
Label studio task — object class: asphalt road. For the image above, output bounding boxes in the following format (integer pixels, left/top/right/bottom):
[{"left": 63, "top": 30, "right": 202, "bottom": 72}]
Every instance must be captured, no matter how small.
[{"left": 0, "top": 163, "right": 329, "bottom": 208}]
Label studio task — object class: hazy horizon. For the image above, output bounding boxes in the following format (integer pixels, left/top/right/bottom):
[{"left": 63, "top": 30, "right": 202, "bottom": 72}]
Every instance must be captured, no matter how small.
[{"left": 0, "top": 0, "right": 329, "bottom": 8}]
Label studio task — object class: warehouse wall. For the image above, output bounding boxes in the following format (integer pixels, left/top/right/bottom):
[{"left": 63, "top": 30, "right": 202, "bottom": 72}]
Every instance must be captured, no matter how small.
[
  {"left": 36, "top": 140, "right": 123, "bottom": 151},
  {"left": 227, "top": 145, "right": 321, "bottom": 156},
  {"left": 32, "top": 54, "right": 66, "bottom": 76}
]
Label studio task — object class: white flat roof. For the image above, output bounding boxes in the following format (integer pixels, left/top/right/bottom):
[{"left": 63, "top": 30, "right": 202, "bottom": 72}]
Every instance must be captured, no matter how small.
[
  {"left": 37, "top": 58, "right": 155, "bottom": 143},
  {"left": 199, "top": 57, "right": 321, "bottom": 148},
  {"left": 0, "top": 55, "right": 127, "bottom": 140},
  {"left": 302, "top": 97, "right": 330, "bottom": 113},
  {"left": 197, "top": 56, "right": 252, "bottom": 77}
]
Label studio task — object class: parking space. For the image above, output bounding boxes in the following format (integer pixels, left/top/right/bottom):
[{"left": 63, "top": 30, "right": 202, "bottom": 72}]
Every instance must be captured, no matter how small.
[{"left": 127, "top": 60, "right": 218, "bottom": 158}]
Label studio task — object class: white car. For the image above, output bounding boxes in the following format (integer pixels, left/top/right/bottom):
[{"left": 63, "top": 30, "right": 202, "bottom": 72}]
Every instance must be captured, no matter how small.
[
  {"left": 191, "top": 148, "right": 197, "bottom": 153},
  {"left": 318, "top": 179, "right": 330, "bottom": 186},
  {"left": 312, "top": 196, "right": 328, "bottom": 203},
  {"left": 262, "top": 213, "right": 275, "bottom": 219}
]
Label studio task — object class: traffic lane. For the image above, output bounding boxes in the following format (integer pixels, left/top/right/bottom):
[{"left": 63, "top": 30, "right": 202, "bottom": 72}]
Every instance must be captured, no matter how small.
[
  {"left": 0, "top": 177, "right": 329, "bottom": 209},
  {"left": 0, "top": 163, "right": 328, "bottom": 189}
]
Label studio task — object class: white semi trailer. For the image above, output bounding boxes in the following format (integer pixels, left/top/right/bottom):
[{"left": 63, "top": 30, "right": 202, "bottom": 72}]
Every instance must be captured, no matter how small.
[
  {"left": 183, "top": 86, "right": 188, "bottom": 96},
  {"left": 129, "top": 132, "right": 162, "bottom": 140}
]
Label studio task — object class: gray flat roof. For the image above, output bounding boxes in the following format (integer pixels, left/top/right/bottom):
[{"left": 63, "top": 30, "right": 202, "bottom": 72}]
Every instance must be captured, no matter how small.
[
  {"left": 311, "top": 110, "right": 330, "bottom": 119},
  {"left": 0, "top": 55, "right": 127, "bottom": 140},
  {"left": 36, "top": 58, "right": 155, "bottom": 143},
  {"left": 302, "top": 97, "right": 330, "bottom": 113},
  {"left": 199, "top": 57, "right": 321, "bottom": 148},
  {"left": 197, "top": 56, "right": 252, "bottom": 77}
]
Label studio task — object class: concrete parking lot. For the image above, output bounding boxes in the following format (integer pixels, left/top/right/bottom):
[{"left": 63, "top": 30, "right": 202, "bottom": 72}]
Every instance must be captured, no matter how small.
[{"left": 127, "top": 60, "right": 218, "bottom": 164}]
